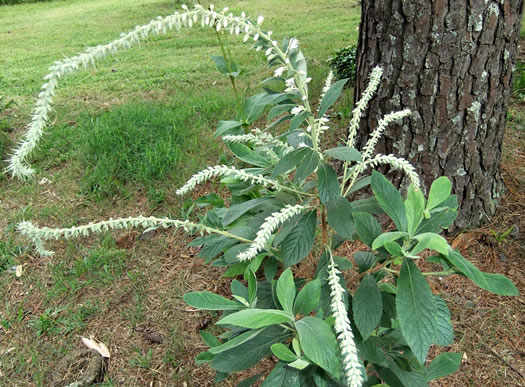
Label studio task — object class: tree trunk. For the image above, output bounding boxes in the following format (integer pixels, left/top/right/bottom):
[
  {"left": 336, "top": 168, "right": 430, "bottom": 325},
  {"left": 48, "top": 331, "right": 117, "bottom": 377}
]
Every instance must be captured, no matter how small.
[{"left": 355, "top": 0, "right": 523, "bottom": 229}]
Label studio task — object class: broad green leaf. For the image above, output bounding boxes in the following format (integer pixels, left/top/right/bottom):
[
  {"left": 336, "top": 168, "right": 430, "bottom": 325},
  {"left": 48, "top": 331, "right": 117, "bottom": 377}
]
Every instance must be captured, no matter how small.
[
  {"left": 208, "top": 329, "right": 262, "bottom": 354},
  {"left": 282, "top": 210, "right": 317, "bottom": 267},
  {"left": 184, "top": 291, "right": 244, "bottom": 311},
  {"left": 481, "top": 272, "right": 519, "bottom": 296},
  {"left": 290, "top": 111, "right": 313, "bottom": 131},
  {"left": 271, "top": 343, "right": 298, "bottom": 362},
  {"left": 247, "top": 269, "right": 257, "bottom": 303},
  {"left": 228, "top": 143, "right": 272, "bottom": 167},
  {"left": 377, "top": 358, "right": 429, "bottom": 387},
  {"left": 353, "top": 212, "right": 382, "bottom": 247},
  {"left": 405, "top": 185, "right": 425, "bottom": 236},
  {"left": 264, "top": 257, "right": 278, "bottom": 282},
  {"left": 242, "top": 93, "right": 268, "bottom": 124},
  {"left": 396, "top": 259, "right": 437, "bottom": 364},
  {"left": 223, "top": 198, "right": 279, "bottom": 226},
  {"left": 324, "top": 146, "right": 361, "bottom": 162},
  {"left": 272, "top": 147, "right": 311, "bottom": 177},
  {"left": 277, "top": 268, "right": 296, "bottom": 314},
  {"left": 446, "top": 249, "right": 519, "bottom": 295},
  {"left": 346, "top": 176, "right": 371, "bottom": 195},
  {"left": 210, "top": 55, "right": 240, "bottom": 76},
  {"left": 288, "top": 358, "right": 310, "bottom": 370},
  {"left": 217, "top": 308, "right": 293, "bottom": 329},
  {"left": 426, "top": 177, "right": 452, "bottom": 211},
  {"left": 231, "top": 279, "right": 249, "bottom": 300},
  {"left": 353, "top": 274, "right": 383, "bottom": 339},
  {"left": 351, "top": 197, "right": 383, "bottom": 214},
  {"left": 326, "top": 197, "right": 354, "bottom": 239},
  {"left": 426, "top": 352, "right": 462, "bottom": 381},
  {"left": 433, "top": 295, "right": 454, "bottom": 346},
  {"left": 261, "top": 362, "right": 301, "bottom": 387},
  {"left": 318, "top": 163, "right": 340, "bottom": 204},
  {"left": 238, "top": 374, "right": 263, "bottom": 387},
  {"left": 200, "top": 330, "right": 221, "bottom": 348},
  {"left": 416, "top": 195, "right": 458, "bottom": 234},
  {"left": 211, "top": 326, "right": 290, "bottom": 372},
  {"left": 372, "top": 231, "right": 410, "bottom": 250},
  {"left": 318, "top": 78, "right": 349, "bottom": 118},
  {"left": 295, "top": 316, "right": 341, "bottom": 378},
  {"left": 268, "top": 104, "right": 295, "bottom": 121},
  {"left": 384, "top": 241, "right": 403, "bottom": 256},
  {"left": 223, "top": 262, "right": 248, "bottom": 277},
  {"left": 196, "top": 351, "right": 214, "bottom": 364},
  {"left": 354, "top": 251, "right": 377, "bottom": 273},
  {"left": 412, "top": 233, "right": 449, "bottom": 256},
  {"left": 294, "top": 148, "right": 319, "bottom": 183},
  {"left": 293, "top": 279, "right": 321, "bottom": 316},
  {"left": 371, "top": 171, "right": 407, "bottom": 231},
  {"left": 214, "top": 120, "right": 242, "bottom": 137}
]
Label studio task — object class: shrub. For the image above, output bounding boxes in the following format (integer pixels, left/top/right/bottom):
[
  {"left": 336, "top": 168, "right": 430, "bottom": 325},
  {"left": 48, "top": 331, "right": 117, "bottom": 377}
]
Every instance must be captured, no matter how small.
[
  {"left": 329, "top": 44, "right": 358, "bottom": 83},
  {"left": 11, "top": 4, "right": 518, "bottom": 386}
]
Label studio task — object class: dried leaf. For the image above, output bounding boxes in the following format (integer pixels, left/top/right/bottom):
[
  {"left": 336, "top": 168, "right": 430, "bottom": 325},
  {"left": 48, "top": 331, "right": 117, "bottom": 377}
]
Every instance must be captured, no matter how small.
[
  {"left": 81, "top": 336, "right": 111, "bottom": 358},
  {"left": 15, "top": 265, "right": 23, "bottom": 278}
]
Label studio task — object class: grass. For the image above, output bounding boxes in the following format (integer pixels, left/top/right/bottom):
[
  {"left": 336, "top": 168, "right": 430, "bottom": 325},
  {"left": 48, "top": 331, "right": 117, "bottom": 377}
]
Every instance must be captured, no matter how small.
[{"left": 0, "top": 0, "right": 523, "bottom": 386}]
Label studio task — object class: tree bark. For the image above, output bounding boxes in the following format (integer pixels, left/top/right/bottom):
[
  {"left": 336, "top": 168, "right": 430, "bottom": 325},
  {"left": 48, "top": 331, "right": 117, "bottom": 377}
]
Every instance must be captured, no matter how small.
[{"left": 355, "top": 0, "right": 524, "bottom": 228}]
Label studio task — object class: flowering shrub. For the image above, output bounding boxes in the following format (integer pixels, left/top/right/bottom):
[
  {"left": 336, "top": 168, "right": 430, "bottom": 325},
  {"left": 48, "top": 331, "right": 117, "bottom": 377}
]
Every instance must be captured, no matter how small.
[{"left": 11, "top": 4, "right": 518, "bottom": 386}]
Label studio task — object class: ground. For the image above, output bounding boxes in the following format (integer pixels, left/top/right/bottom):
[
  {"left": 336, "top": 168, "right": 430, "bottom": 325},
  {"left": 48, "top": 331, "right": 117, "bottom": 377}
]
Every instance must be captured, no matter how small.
[{"left": 0, "top": 0, "right": 523, "bottom": 386}]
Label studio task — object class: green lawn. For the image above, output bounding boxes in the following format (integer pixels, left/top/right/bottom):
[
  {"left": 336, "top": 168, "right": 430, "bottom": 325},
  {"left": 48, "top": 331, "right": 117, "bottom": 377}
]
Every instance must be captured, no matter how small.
[{"left": 0, "top": 0, "right": 357, "bottom": 385}]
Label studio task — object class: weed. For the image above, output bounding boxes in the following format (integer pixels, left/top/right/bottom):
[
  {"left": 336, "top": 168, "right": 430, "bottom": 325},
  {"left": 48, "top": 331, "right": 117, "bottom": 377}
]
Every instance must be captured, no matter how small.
[
  {"left": 129, "top": 347, "right": 153, "bottom": 369},
  {"left": 513, "top": 61, "right": 525, "bottom": 100}
]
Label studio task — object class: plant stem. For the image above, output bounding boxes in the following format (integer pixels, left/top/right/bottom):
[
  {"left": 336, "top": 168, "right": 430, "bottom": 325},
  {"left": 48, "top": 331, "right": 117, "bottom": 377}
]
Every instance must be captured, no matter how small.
[
  {"left": 321, "top": 205, "right": 327, "bottom": 244},
  {"left": 351, "top": 259, "right": 391, "bottom": 283},
  {"left": 215, "top": 29, "right": 245, "bottom": 123}
]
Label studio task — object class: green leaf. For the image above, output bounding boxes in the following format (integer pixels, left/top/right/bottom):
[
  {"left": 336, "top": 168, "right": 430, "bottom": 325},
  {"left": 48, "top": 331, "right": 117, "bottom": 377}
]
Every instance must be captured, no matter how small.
[
  {"left": 214, "top": 120, "right": 242, "bottom": 137},
  {"left": 405, "top": 185, "right": 425, "bottom": 236},
  {"left": 208, "top": 329, "right": 262, "bottom": 354},
  {"left": 353, "top": 274, "right": 383, "bottom": 339},
  {"left": 481, "top": 272, "right": 519, "bottom": 296},
  {"left": 326, "top": 197, "right": 354, "bottom": 239},
  {"left": 211, "top": 326, "right": 290, "bottom": 372},
  {"left": 261, "top": 362, "right": 301, "bottom": 387},
  {"left": 354, "top": 251, "right": 377, "bottom": 273},
  {"left": 426, "top": 353, "right": 462, "bottom": 381},
  {"left": 200, "top": 330, "right": 221, "bottom": 348},
  {"left": 289, "top": 111, "right": 312, "bottom": 131},
  {"left": 247, "top": 269, "right": 257, "bottom": 303},
  {"left": 371, "top": 171, "right": 407, "bottom": 231},
  {"left": 318, "top": 163, "right": 340, "bottom": 204},
  {"left": 223, "top": 262, "right": 248, "bottom": 277},
  {"left": 282, "top": 210, "right": 317, "bottom": 267},
  {"left": 210, "top": 55, "right": 240, "bottom": 76},
  {"left": 238, "top": 374, "right": 263, "bottom": 387},
  {"left": 353, "top": 212, "right": 382, "bottom": 248},
  {"left": 372, "top": 231, "right": 410, "bottom": 250},
  {"left": 396, "top": 259, "right": 437, "bottom": 364},
  {"left": 268, "top": 104, "right": 295, "bottom": 121},
  {"left": 324, "top": 146, "right": 361, "bottom": 162},
  {"left": 346, "top": 176, "right": 371, "bottom": 195},
  {"left": 223, "top": 198, "right": 280, "bottom": 227},
  {"left": 288, "top": 358, "right": 311, "bottom": 370},
  {"left": 184, "top": 291, "right": 244, "bottom": 311},
  {"left": 426, "top": 177, "right": 452, "bottom": 211},
  {"left": 295, "top": 316, "right": 341, "bottom": 378},
  {"left": 196, "top": 351, "right": 214, "bottom": 364},
  {"left": 433, "top": 295, "right": 454, "bottom": 346},
  {"left": 217, "top": 309, "right": 293, "bottom": 329},
  {"left": 271, "top": 343, "right": 298, "bottom": 362},
  {"left": 446, "top": 249, "right": 519, "bottom": 296},
  {"left": 293, "top": 279, "right": 321, "bottom": 316},
  {"left": 272, "top": 147, "right": 311, "bottom": 177},
  {"left": 411, "top": 233, "right": 449, "bottom": 256},
  {"left": 228, "top": 142, "right": 272, "bottom": 167},
  {"left": 318, "top": 78, "right": 349, "bottom": 118},
  {"left": 277, "top": 268, "right": 296, "bottom": 314},
  {"left": 294, "top": 148, "right": 319, "bottom": 183}
]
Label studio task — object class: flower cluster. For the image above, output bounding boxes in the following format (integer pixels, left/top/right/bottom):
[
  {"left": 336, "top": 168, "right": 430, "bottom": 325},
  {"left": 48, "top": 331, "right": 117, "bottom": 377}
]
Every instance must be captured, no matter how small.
[
  {"left": 222, "top": 129, "right": 293, "bottom": 153},
  {"left": 17, "top": 216, "right": 206, "bottom": 256},
  {"left": 7, "top": 4, "right": 268, "bottom": 180},
  {"left": 236, "top": 204, "right": 306, "bottom": 261},
  {"left": 362, "top": 153, "right": 420, "bottom": 189},
  {"left": 175, "top": 165, "right": 283, "bottom": 196},
  {"left": 347, "top": 66, "right": 382, "bottom": 148},
  {"left": 327, "top": 253, "right": 365, "bottom": 387}
]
